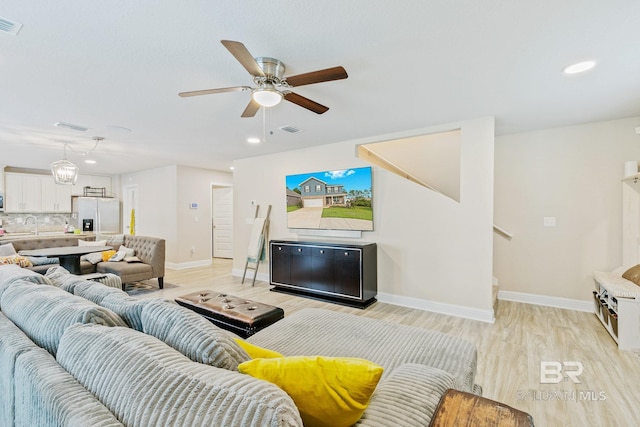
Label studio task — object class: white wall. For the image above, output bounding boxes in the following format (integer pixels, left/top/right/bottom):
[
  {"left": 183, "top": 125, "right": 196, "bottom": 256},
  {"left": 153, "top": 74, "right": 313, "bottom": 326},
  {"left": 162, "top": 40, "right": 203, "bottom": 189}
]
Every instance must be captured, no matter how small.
[
  {"left": 233, "top": 117, "right": 495, "bottom": 322},
  {"left": 176, "top": 165, "right": 232, "bottom": 266},
  {"left": 120, "top": 165, "right": 232, "bottom": 267},
  {"left": 494, "top": 116, "right": 640, "bottom": 306}
]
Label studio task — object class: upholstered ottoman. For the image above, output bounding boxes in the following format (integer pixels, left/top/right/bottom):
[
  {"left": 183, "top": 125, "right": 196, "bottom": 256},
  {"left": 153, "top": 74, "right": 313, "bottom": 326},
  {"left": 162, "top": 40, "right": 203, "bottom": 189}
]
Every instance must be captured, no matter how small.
[{"left": 175, "top": 291, "right": 284, "bottom": 338}]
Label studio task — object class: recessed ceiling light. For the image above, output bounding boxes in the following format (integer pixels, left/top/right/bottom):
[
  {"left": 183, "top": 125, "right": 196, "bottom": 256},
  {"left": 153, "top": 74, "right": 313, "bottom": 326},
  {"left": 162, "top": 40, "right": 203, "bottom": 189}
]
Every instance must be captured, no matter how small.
[
  {"left": 229, "top": 166, "right": 235, "bottom": 170},
  {"left": 84, "top": 159, "right": 96, "bottom": 164},
  {"left": 247, "top": 137, "right": 261, "bottom": 144},
  {"left": 563, "top": 60, "right": 596, "bottom": 75}
]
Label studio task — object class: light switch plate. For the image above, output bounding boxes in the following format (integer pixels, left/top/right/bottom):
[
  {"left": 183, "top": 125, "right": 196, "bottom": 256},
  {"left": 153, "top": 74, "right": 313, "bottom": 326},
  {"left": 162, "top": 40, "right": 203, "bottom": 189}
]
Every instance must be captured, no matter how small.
[{"left": 543, "top": 217, "right": 556, "bottom": 227}]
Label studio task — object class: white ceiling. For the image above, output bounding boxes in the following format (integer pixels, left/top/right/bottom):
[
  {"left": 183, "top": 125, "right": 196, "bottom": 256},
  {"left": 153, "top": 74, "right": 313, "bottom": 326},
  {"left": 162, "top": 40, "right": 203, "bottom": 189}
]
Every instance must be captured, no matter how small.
[{"left": 1, "top": 1, "right": 639, "bottom": 176}]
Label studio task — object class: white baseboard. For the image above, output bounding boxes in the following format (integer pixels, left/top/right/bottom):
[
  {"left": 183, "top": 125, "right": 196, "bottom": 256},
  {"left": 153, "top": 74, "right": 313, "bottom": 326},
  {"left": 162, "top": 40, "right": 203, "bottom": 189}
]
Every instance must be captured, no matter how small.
[
  {"left": 377, "top": 292, "right": 495, "bottom": 323},
  {"left": 166, "top": 259, "right": 212, "bottom": 270},
  {"left": 231, "top": 268, "right": 270, "bottom": 283},
  {"left": 498, "top": 290, "right": 593, "bottom": 312}
]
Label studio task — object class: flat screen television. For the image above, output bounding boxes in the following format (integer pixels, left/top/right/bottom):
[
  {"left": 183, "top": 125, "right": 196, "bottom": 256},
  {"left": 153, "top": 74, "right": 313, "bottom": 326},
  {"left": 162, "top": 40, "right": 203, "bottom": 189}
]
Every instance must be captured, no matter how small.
[{"left": 285, "top": 166, "right": 373, "bottom": 231}]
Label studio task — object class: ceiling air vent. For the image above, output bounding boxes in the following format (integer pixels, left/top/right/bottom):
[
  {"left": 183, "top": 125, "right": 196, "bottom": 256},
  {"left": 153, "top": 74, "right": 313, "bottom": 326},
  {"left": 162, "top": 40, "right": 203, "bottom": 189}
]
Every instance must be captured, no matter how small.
[
  {"left": 54, "top": 121, "right": 89, "bottom": 132},
  {"left": 279, "top": 125, "right": 302, "bottom": 134},
  {"left": 0, "top": 17, "right": 23, "bottom": 36}
]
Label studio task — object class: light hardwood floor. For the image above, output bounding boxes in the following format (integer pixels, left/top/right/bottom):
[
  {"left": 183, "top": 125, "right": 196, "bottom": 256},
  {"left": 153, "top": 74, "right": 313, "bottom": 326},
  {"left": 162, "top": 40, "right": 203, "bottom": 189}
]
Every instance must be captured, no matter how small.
[{"left": 133, "top": 259, "right": 640, "bottom": 427}]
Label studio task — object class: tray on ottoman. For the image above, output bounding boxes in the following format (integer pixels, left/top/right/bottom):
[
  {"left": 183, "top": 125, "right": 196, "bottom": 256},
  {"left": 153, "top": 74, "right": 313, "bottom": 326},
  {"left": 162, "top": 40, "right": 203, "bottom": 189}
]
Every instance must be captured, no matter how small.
[{"left": 175, "top": 290, "right": 284, "bottom": 338}]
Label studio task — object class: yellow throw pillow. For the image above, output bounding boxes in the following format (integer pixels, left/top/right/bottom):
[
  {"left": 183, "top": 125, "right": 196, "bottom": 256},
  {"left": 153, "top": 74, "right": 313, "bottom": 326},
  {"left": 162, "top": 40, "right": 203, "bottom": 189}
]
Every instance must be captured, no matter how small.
[
  {"left": 238, "top": 356, "right": 383, "bottom": 427},
  {"left": 233, "top": 338, "right": 283, "bottom": 359},
  {"left": 101, "top": 250, "right": 117, "bottom": 262}
]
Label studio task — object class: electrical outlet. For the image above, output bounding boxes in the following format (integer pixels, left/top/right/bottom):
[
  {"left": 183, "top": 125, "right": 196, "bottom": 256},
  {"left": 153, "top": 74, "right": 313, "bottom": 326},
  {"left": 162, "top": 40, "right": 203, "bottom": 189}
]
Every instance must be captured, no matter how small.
[
  {"left": 191, "top": 246, "right": 195, "bottom": 254},
  {"left": 543, "top": 217, "right": 556, "bottom": 227}
]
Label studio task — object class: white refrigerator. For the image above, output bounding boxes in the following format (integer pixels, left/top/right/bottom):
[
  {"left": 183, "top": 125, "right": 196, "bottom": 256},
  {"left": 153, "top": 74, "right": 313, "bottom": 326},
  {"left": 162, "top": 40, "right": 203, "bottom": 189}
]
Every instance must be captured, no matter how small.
[{"left": 72, "top": 197, "right": 121, "bottom": 234}]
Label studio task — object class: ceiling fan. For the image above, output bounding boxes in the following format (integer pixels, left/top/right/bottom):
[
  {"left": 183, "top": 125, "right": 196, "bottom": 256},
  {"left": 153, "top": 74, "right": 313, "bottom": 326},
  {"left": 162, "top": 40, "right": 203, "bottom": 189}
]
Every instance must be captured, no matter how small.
[{"left": 179, "top": 40, "right": 348, "bottom": 117}]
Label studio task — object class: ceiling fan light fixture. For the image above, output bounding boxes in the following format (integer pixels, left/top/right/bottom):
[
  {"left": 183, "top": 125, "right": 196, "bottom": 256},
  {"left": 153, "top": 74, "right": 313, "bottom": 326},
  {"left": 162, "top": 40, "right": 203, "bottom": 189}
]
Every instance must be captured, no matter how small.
[{"left": 252, "top": 87, "right": 283, "bottom": 107}]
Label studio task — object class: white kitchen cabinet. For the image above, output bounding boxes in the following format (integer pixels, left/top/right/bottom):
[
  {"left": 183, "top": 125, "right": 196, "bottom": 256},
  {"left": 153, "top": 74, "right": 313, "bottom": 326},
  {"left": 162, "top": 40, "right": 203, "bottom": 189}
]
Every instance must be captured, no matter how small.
[
  {"left": 5, "top": 173, "right": 41, "bottom": 212},
  {"left": 40, "top": 176, "right": 73, "bottom": 212},
  {"left": 4, "top": 172, "right": 73, "bottom": 213}
]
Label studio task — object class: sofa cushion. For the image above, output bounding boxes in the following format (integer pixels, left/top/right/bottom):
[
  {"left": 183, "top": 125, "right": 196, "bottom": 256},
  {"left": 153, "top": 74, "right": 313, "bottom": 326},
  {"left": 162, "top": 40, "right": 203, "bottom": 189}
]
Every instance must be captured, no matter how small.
[
  {"left": 0, "top": 242, "right": 17, "bottom": 256},
  {"left": 355, "top": 364, "right": 455, "bottom": 426},
  {"left": 248, "top": 308, "right": 478, "bottom": 392},
  {"left": 79, "top": 239, "right": 107, "bottom": 247},
  {"left": 0, "top": 312, "right": 44, "bottom": 427},
  {"left": 72, "top": 280, "right": 127, "bottom": 305},
  {"left": 239, "top": 356, "right": 383, "bottom": 427},
  {"left": 99, "top": 293, "right": 147, "bottom": 331},
  {"left": 0, "top": 281, "right": 127, "bottom": 356},
  {"left": 57, "top": 324, "right": 303, "bottom": 427},
  {"left": 14, "top": 345, "right": 124, "bottom": 426},
  {"left": 45, "top": 266, "right": 93, "bottom": 293},
  {"left": 96, "top": 261, "right": 152, "bottom": 282},
  {"left": 0, "top": 264, "right": 52, "bottom": 299},
  {"left": 140, "top": 299, "right": 250, "bottom": 370},
  {"left": 108, "top": 245, "right": 135, "bottom": 262},
  {"left": 24, "top": 256, "right": 59, "bottom": 266}
]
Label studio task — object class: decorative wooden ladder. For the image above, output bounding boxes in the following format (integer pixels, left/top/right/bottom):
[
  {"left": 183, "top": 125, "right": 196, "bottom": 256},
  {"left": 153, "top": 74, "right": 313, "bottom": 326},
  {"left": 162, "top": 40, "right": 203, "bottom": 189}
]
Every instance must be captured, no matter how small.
[{"left": 242, "top": 204, "right": 271, "bottom": 286}]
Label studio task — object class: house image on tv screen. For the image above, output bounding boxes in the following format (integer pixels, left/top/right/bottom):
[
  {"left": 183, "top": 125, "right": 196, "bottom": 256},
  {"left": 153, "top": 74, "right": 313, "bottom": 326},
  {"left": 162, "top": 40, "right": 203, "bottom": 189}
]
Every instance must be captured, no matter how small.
[
  {"left": 298, "top": 177, "right": 347, "bottom": 207},
  {"left": 285, "top": 166, "right": 373, "bottom": 231}
]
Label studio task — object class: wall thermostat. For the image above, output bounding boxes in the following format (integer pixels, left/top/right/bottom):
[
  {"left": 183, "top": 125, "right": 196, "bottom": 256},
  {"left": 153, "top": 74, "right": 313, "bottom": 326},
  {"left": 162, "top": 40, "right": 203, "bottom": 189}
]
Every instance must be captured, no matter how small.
[{"left": 190, "top": 202, "right": 199, "bottom": 209}]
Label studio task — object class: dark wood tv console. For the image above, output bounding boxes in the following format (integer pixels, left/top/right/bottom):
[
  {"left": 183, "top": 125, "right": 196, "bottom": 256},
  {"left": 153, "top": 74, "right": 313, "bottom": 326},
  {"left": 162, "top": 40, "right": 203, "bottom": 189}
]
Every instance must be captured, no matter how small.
[{"left": 269, "top": 240, "right": 377, "bottom": 308}]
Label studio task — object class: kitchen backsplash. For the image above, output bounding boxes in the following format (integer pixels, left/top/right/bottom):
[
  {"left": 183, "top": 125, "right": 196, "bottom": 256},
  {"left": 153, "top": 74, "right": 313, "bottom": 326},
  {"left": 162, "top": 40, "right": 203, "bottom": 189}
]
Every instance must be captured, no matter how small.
[{"left": 0, "top": 213, "right": 72, "bottom": 233}]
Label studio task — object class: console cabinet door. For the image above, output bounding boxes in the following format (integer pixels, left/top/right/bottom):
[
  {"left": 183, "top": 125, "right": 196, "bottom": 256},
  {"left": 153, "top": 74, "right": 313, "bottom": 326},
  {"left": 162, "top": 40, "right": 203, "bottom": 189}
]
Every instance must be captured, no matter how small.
[
  {"left": 334, "top": 249, "right": 361, "bottom": 297},
  {"left": 270, "top": 244, "right": 290, "bottom": 284},
  {"left": 311, "top": 247, "right": 335, "bottom": 293},
  {"left": 290, "top": 245, "right": 312, "bottom": 288}
]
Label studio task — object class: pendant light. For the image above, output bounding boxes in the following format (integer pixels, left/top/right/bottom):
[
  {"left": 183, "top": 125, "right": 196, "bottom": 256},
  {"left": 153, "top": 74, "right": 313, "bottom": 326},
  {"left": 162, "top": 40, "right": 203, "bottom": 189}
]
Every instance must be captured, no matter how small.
[
  {"left": 50, "top": 144, "right": 79, "bottom": 185},
  {"left": 50, "top": 136, "right": 105, "bottom": 185}
]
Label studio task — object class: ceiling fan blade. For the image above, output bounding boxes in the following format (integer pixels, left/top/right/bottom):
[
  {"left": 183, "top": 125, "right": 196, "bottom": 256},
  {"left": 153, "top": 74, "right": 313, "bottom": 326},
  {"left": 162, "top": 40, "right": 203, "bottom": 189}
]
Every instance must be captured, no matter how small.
[
  {"left": 284, "top": 92, "right": 329, "bottom": 114},
  {"left": 178, "top": 86, "right": 250, "bottom": 97},
  {"left": 221, "top": 40, "right": 265, "bottom": 77},
  {"left": 285, "top": 66, "right": 348, "bottom": 87},
  {"left": 241, "top": 98, "right": 261, "bottom": 118}
]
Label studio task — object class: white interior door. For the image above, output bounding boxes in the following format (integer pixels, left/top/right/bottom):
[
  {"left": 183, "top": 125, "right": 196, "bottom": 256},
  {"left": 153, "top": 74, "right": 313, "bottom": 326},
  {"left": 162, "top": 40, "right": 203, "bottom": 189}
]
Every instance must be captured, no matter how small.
[{"left": 212, "top": 187, "right": 233, "bottom": 258}]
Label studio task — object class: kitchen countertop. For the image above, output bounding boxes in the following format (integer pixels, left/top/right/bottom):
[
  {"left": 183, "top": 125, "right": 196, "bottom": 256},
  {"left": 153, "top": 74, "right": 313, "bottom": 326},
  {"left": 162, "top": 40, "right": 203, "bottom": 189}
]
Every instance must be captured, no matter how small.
[{"left": 0, "top": 232, "right": 91, "bottom": 241}]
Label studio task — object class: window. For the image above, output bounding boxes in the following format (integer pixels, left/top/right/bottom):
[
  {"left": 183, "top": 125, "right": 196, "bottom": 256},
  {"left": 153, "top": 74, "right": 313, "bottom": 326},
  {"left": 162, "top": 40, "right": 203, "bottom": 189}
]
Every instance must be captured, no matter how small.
[
  {"left": 304, "top": 185, "right": 310, "bottom": 193},
  {"left": 316, "top": 185, "right": 322, "bottom": 192}
]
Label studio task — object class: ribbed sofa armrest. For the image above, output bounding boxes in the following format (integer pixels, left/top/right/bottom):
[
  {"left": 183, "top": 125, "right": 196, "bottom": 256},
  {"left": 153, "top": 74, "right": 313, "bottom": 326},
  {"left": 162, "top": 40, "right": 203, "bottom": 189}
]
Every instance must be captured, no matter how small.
[
  {"left": 355, "top": 363, "right": 455, "bottom": 427},
  {"left": 123, "top": 235, "right": 165, "bottom": 277}
]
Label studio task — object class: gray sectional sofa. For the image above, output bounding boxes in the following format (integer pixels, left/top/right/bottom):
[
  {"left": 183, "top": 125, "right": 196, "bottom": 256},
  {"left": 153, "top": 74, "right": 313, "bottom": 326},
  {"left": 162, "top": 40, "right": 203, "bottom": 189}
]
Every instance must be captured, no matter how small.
[
  {"left": 0, "top": 265, "right": 481, "bottom": 427},
  {"left": 0, "top": 234, "right": 165, "bottom": 289}
]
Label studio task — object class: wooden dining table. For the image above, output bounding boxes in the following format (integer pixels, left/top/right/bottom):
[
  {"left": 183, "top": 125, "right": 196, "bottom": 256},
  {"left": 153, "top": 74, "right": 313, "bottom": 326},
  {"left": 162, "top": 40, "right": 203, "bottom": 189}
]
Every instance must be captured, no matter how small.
[{"left": 19, "top": 245, "right": 112, "bottom": 275}]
